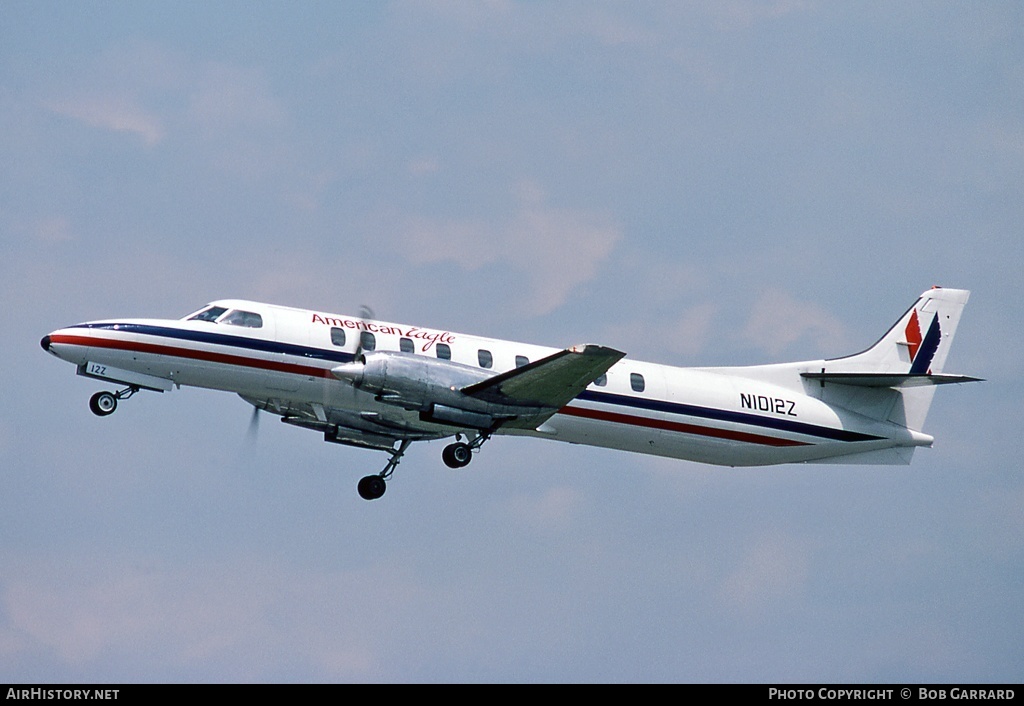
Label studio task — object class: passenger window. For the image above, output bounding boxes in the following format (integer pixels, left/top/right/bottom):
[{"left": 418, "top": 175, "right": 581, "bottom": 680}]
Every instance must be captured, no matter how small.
[
  {"left": 436, "top": 343, "right": 451, "bottom": 360},
  {"left": 360, "top": 331, "right": 376, "bottom": 351},
  {"left": 593, "top": 374, "right": 607, "bottom": 387},
  {"left": 220, "top": 310, "right": 263, "bottom": 328},
  {"left": 478, "top": 349, "right": 493, "bottom": 368},
  {"left": 331, "top": 327, "right": 346, "bottom": 347},
  {"left": 400, "top": 337, "right": 414, "bottom": 353},
  {"left": 515, "top": 355, "right": 529, "bottom": 368},
  {"left": 630, "top": 372, "right": 645, "bottom": 393}
]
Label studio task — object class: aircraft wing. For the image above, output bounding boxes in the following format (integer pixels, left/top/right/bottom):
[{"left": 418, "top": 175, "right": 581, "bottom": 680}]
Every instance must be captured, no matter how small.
[{"left": 461, "top": 344, "right": 625, "bottom": 423}]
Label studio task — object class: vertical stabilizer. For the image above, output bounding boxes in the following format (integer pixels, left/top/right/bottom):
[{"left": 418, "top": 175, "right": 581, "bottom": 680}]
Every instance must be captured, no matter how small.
[
  {"left": 820, "top": 287, "right": 972, "bottom": 431},
  {"left": 833, "top": 287, "right": 970, "bottom": 376}
]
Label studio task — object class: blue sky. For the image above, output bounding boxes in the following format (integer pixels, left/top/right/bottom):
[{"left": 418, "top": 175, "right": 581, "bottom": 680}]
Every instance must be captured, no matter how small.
[{"left": 2, "top": 1, "right": 1021, "bottom": 682}]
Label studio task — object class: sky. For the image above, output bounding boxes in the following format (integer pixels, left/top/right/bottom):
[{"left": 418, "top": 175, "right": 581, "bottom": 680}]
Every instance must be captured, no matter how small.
[{"left": 1, "top": 0, "right": 1022, "bottom": 683}]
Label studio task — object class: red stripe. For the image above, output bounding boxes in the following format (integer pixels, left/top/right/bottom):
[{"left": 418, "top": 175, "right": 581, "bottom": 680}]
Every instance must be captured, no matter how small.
[
  {"left": 49, "top": 334, "right": 335, "bottom": 379},
  {"left": 560, "top": 405, "right": 810, "bottom": 447},
  {"left": 56, "top": 333, "right": 811, "bottom": 447}
]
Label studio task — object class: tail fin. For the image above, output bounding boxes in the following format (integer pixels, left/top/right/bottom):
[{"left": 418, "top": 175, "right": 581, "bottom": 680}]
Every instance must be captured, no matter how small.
[
  {"left": 803, "top": 287, "right": 979, "bottom": 431},
  {"left": 833, "top": 287, "right": 970, "bottom": 374}
]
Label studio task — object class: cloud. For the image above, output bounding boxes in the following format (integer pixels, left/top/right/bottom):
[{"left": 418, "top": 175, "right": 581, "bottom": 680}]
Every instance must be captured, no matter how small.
[
  {"left": 40, "top": 43, "right": 287, "bottom": 179},
  {"left": 719, "top": 533, "right": 810, "bottom": 619},
  {"left": 710, "top": 0, "right": 815, "bottom": 29},
  {"left": 38, "top": 40, "right": 184, "bottom": 146},
  {"left": 739, "top": 288, "right": 849, "bottom": 358},
  {"left": 0, "top": 555, "right": 423, "bottom": 680},
  {"left": 46, "top": 95, "right": 165, "bottom": 145},
  {"left": 596, "top": 301, "right": 721, "bottom": 364},
  {"left": 31, "top": 216, "right": 75, "bottom": 244},
  {"left": 392, "top": 182, "right": 621, "bottom": 316},
  {"left": 506, "top": 485, "right": 584, "bottom": 534},
  {"left": 187, "top": 63, "right": 287, "bottom": 137},
  {"left": 672, "top": 302, "right": 720, "bottom": 356}
]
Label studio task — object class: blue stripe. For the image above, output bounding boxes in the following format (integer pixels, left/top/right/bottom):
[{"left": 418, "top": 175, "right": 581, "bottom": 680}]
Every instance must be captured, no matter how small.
[
  {"left": 909, "top": 313, "right": 941, "bottom": 375},
  {"left": 577, "top": 390, "right": 882, "bottom": 443},
  {"left": 76, "top": 323, "right": 882, "bottom": 443},
  {"left": 72, "top": 323, "right": 356, "bottom": 364}
]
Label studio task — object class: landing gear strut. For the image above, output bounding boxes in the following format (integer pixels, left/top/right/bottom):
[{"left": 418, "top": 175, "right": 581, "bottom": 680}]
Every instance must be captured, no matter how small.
[
  {"left": 358, "top": 439, "right": 411, "bottom": 501},
  {"left": 89, "top": 386, "right": 139, "bottom": 417}
]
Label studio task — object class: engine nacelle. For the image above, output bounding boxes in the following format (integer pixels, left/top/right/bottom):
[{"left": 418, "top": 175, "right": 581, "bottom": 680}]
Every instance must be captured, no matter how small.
[{"left": 332, "top": 351, "right": 496, "bottom": 416}]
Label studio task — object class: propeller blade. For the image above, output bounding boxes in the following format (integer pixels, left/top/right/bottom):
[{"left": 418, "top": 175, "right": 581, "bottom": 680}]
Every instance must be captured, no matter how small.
[
  {"left": 354, "top": 304, "right": 376, "bottom": 361},
  {"left": 246, "top": 405, "right": 261, "bottom": 443}
]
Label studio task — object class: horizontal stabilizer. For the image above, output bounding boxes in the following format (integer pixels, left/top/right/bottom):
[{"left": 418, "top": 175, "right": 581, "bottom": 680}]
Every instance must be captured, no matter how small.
[
  {"left": 802, "top": 372, "right": 984, "bottom": 388},
  {"left": 462, "top": 344, "right": 625, "bottom": 410}
]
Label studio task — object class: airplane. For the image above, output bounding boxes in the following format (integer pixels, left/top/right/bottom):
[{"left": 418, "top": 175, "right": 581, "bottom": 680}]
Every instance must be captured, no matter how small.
[{"left": 40, "top": 286, "right": 980, "bottom": 500}]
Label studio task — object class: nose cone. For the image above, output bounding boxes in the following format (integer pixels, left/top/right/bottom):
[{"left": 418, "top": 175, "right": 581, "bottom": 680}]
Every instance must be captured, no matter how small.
[
  {"left": 331, "top": 362, "right": 365, "bottom": 386},
  {"left": 40, "top": 327, "right": 90, "bottom": 366}
]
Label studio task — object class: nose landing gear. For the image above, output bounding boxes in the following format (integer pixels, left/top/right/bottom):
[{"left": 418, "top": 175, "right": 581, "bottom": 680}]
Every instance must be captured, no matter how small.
[{"left": 89, "top": 386, "right": 139, "bottom": 417}]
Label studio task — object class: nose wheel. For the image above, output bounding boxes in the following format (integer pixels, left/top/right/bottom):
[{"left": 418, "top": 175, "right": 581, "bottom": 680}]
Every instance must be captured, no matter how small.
[{"left": 89, "top": 391, "right": 118, "bottom": 416}]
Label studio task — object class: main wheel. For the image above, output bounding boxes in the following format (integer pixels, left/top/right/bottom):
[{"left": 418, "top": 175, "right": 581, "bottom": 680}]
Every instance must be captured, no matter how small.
[
  {"left": 357, "top": 475, "right": 386, "bottom": 500},
  {"left": 442, "top": 442, "right": 472, "bottom": 469},
  {"left": 89, "top": 391, "right": 118, "bottom": 417}
]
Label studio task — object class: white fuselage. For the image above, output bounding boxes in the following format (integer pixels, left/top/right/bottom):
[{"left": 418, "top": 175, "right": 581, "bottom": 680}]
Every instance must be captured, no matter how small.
[{"left": 42, "top": 299, "right": 932, "bottom": 467}]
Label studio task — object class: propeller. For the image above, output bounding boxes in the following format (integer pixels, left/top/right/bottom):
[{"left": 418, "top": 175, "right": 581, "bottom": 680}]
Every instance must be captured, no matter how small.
[
  {"left": 333, "top": 303, "right": 377, "bottom": 387},
  {"left": 353, "top": 304, "right": 375, "bottom": 361},
  {"left": 246, "top": 404, "right": 262, "bottom": 443}
]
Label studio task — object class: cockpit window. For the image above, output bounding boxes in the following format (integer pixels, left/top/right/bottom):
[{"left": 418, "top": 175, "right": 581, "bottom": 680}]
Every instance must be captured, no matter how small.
[
  {"left": 187, "top": 306, "right": 228, "bottom": 323},
  {"left": 220, "top": 310, "right": 263, "bottom": 328}
]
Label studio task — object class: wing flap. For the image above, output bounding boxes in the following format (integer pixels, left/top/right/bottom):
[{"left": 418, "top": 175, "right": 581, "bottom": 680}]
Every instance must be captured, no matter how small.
[{"left": 461, "top": 344, "right": 626, "bottom": 410}]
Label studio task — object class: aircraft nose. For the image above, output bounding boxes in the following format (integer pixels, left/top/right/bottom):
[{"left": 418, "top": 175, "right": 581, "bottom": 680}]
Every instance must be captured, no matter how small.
[{"left": 40, "top": 335, "right": 52, "bottom": 352}]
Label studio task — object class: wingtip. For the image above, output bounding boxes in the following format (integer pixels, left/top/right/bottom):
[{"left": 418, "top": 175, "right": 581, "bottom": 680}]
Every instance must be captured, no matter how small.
[{"left": 568, "top": 344, "right": 627, "bottom": 359}]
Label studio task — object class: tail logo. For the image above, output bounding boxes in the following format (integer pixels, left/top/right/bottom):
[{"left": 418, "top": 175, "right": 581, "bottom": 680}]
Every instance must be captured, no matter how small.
[
  {"left": 905, "top": 310, "right": 924, "bottom": 361},
  {"left": 905, "top": 309, "right": 942, "bottom": 375}
]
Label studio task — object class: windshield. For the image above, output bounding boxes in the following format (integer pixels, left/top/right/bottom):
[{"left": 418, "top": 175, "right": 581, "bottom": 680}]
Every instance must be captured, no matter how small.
[
  {"left": 185, "top": 305, "right": 228, "bottom": 323},
  {"left": 183, "top": 305, "right": 264, "bottom": 328}
]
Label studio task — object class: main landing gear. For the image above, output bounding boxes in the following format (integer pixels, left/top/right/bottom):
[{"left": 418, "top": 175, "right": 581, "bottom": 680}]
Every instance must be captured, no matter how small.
[
  {"left": 88, "top": 386, "right": 139, "bottom": 417},
  {"left": 356, "top": 433, "right": 491, "bottom": 501},
  {"left": 357, "top": 439, "right": 411, "bottom": 501},
  {"left": 441, "top": 432, "right": 489, "bottom": 469}
]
